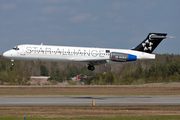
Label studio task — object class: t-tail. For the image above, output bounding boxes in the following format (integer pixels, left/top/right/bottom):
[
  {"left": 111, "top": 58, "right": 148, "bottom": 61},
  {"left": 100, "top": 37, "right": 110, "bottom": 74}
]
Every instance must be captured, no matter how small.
[{"left": 132, "top": 33, "right": 167, "bottom": 53}]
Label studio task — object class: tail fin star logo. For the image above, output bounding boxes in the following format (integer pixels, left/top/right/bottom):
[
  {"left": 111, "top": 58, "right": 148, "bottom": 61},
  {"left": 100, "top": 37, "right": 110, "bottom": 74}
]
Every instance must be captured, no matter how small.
[{"left": 142, "top": 39, "right": 153, "bottom": 51}]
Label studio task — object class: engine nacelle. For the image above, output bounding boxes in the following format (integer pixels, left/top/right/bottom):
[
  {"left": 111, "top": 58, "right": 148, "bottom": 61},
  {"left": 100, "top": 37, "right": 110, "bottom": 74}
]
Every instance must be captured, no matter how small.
[{"left": 110, "top": 52, "right": 137, "bottom": 62}]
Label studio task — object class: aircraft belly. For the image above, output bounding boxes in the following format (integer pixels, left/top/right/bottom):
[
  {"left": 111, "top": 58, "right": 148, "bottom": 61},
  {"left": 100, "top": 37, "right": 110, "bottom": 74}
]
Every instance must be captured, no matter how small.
[{"left": 24, "top": 54, "right": 88, "bottom": 62}]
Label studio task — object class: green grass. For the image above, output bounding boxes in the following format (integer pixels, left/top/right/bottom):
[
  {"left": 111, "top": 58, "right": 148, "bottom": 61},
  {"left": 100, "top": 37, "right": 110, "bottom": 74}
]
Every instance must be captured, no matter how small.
[{"left": 1, "top": 115, "right": 180, "bottom": 120}]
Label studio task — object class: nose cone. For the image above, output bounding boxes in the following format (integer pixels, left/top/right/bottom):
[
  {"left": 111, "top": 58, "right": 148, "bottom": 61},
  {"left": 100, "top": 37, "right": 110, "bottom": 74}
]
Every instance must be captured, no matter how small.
[{"left": 3, "top": 51, "right": 11, "bottom": 58}]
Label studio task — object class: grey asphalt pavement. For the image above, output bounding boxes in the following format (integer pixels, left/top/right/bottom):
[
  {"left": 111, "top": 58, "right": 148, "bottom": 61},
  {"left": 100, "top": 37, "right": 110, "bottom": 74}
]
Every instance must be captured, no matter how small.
[{"left": 0, "top": 97, "right": 180, "bottom": 106}]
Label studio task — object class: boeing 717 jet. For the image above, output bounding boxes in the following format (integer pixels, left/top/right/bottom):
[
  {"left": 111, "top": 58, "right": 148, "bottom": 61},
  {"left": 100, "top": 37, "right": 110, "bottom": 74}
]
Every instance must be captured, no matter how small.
[{"left": 3, "top": 33, "right": 167, "bottom": 71}]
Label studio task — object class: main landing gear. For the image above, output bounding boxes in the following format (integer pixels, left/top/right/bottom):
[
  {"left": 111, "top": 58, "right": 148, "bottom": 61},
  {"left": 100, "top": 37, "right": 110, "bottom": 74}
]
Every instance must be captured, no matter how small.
[{"left": 87, "top": 65, "right": 95, "bottom": 71}]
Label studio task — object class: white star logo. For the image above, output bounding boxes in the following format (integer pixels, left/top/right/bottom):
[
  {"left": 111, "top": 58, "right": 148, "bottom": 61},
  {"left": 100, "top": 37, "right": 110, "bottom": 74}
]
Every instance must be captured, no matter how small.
[{"left": 142, "top": 39, "right": 153, "bottom": 51}]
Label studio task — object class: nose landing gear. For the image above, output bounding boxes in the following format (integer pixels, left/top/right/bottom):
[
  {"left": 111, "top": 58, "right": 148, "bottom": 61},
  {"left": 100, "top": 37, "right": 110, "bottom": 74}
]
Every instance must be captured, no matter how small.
[
  {"left": 11, "top": 59, "right": 14, "bottom": 66},
  {"left": 10, "top": 59, "right": 14, "bottom": 71},
  {"left": 87, "top": 65, "right": 95, "bottom": 71}
]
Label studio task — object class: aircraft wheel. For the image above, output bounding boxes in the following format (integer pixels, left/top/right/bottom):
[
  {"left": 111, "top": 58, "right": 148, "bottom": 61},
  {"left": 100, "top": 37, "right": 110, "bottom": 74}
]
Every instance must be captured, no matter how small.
[
  {"left": 88, "top": 65, "right": 95, "bottom": 71},
  {"left": 87, "top": 65, "right": 91, "bottom": 70},
  {"left": 91, "top": 66, "right": 95, "bottom": 71}
]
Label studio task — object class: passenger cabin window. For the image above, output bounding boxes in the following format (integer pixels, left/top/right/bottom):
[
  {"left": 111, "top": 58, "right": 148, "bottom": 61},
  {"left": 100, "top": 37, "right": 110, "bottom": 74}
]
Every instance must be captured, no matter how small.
[{"left": 12, "top": 46, "right": 19, "bottom": 50}]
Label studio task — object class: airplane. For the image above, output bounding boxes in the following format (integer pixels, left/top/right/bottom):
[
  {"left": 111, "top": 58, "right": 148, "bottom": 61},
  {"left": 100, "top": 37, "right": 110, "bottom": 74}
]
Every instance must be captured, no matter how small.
[{"left": 3, "top": 33, "right": 167, "bottom": 71}]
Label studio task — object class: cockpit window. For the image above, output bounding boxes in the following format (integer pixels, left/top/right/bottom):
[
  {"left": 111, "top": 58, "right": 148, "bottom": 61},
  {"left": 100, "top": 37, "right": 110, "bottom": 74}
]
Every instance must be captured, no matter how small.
[{"left": 12, "top": 46, "right": 19, "bottom": 50}]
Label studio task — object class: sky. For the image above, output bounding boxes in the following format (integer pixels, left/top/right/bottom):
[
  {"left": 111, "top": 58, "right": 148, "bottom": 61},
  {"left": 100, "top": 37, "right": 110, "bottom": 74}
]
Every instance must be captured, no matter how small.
[{"left": 0, "top": 0, "right": 180, "bottom": 54}]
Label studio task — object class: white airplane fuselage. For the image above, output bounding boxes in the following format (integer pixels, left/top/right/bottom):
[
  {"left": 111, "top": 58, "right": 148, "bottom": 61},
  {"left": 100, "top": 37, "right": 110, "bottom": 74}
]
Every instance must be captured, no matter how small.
[
  {"left": 3, "top": 33, "right": 168, "bottom": 71},
  {"left": 3, "top": 44, "right": 155, "bottom": 65}
]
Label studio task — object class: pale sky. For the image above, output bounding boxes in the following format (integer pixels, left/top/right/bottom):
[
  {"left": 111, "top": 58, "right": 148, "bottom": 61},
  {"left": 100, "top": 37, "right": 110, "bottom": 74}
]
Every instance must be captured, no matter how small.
[{"left": 0, "top": 0, "right": 180, "bottom": 54}]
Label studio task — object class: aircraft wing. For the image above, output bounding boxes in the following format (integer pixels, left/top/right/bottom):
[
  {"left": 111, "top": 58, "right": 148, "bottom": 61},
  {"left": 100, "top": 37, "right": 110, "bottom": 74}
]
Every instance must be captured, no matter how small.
[{"left": 71, "top": 58, "right": 109, "bottom": 65}]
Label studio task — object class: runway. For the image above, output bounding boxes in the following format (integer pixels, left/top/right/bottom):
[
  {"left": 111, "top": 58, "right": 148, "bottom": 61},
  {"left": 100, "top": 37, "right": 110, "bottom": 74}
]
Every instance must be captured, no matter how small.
[{"left": 0, "top": 97, "right": 180, "bottom": 106}]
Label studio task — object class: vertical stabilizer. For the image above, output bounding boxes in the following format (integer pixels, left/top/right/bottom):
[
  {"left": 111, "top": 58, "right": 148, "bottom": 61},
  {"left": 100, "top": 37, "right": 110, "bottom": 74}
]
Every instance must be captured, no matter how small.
[{"left": 132, "top": 33, "right": 167, "bottom": 53}]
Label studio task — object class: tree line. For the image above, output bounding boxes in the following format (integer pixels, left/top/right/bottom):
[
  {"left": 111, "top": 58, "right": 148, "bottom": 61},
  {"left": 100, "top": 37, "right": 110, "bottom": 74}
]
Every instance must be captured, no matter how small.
[
  {"left": 84, "top": 54, "right": 180, "bottom": 85},
  {"left": 0, "top": 53, "right": 179, "bottom": 85}
]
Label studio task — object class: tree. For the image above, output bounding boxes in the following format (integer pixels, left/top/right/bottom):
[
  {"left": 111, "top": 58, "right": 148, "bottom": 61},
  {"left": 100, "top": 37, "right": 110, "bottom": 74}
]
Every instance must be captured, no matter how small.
[
  {"left": 106, "top": 72, "right": 114, "bottom": 85},
  {"left": 40, "top": 65, "right": 48, "bottom": 76}
]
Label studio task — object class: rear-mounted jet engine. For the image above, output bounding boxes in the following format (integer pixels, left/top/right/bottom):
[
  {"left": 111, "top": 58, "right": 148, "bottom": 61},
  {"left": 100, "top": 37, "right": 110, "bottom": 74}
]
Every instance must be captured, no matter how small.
[{"left": 110, "top": 52, "right": 137, "bottom": 62}]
